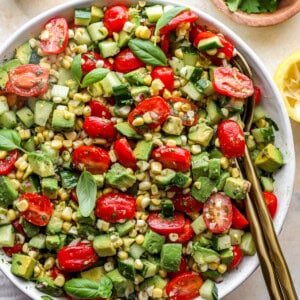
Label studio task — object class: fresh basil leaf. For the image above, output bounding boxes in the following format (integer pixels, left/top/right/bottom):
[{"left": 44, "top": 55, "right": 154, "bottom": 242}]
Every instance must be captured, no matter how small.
[
  {"left": 265, "top": 117, "right": 279, "bottom": 131},
  {"left": 97, "top": 276, "right": 113, "bottom": 298},
  {"left": 155, "top": 6, "right": 188, "bottom": 36},
  {"left": 76, "top": 169, "right": 97, "bottom": 217},
  {"left": 81, "top": 68, "right": 109, "bottom": 88},
  {"left": 0, "top": 129, "right": 22, "bottom": 151},
  {"left": 71, "top": 54, "right": 83, "bottom": 84},
  {"left": 128, "top": 39, "right": 167, "bottom": 66}
]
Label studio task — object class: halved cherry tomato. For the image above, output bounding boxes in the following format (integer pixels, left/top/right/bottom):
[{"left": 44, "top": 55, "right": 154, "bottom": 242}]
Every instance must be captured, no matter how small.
[
  {"left": 166, "top": 272, "right": 203, "bottom": 300},
  {"left": 72, "top": 145, "right": 110, "bottom": 174},
  {"left": 232, "top": 205, "right": 249, "bottom": 229},
  {"left": 160, "top": 11, "right": 199, "bottom": 35},
  {"left": 81, "top": 51, "right": 113, "bottom": 73},
  {"left": 189, "top": 23, "right": 204, "bottom": 43},
  {"left": 95, "top": 193, "right": 136, "bottom": 223},
  {"left": 148, "top": 212, "right": 185, "bottom": 235},
  {"left": 12, "top": 219, "right": 25, "bottom": 235},
  {"left": 217, "top": 119, "right": 245, "bottom": 158},
  {"left": 263, "top": 191, "right": 278, "bottom": 219},
  {"left": 70, "top": 188, "right": 78, "bottom": 203},
  {"left": 254, "top": 86, "right": 261, "bottom": 104},
  {"left": 172, "top": 193, "right": 203, "bottom": 214},
  {"left": 128, "top": 96, "right": 170, "bottom": 133},
  {"left": 6, "top": 64, "right": 49, "bottom": 97},
  {"left": 218, "top": 35, "right": 235, "bottom": 60},
  {"left": 50, "top": 266, "right": 67, "bottom": 280},
  {"left": 40, "top": 17, "right": 69, "bottom": 54},
  {"left": 203, "top": 192, "right": 233, "bottom": 234},
  {"left": 168, "top": 257, "right": 187, "bottom": 279},
  {"left": 57, "top": 241, "right": 98, "bottom": 273},
  {"left": 89, "top": 100, "right": 112, "bottom": 119},
  {"left": 160, "top": 33, "right": 170, "bottom": 54},
  {"left": 151, "top": 67, "right": 174, "bottom": 92},
  {"left": 114, "top": 138, "right": 137, "bottom": 170},
  {"left": 18, "top": 193, "right": 53, "bottom": 226},
  {"left": 114, "top": 48, "right": 145, "bottom": 73},
  {"left": 83, "top": 116, "right": 117, "bottom": 139},
  {"left": 213, "top": 67, "right": 254, "bottom": 99},
  {"left": 3, "top": 242, "right": 23, "bottom": 257},
  {"left": 151, "top": 146, "right": 191, "bottom": 172},
  {"left": 0, "top": 149, "right": 18, "bottom": 175},
  {"left": 175, "top": 218, "right": 194, "bottom": 244},
  {"left": 103, "top": 5, "right": 128, "bottom": 36},
  {"left": 228, "top": 245, "right": 243, "bottom": 270},
  {"left": 168, "top": 97, "right": 199, "bottom": 126}
]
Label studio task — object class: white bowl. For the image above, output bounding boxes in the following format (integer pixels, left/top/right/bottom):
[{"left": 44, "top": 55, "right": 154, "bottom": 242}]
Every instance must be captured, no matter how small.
[{"left": 0, "top": 0, "right": 295, "bottom": 299}]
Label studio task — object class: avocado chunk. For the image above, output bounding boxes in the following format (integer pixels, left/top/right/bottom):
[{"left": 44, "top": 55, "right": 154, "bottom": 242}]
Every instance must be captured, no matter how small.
[
  {"left": 46, "top": 203, "right": 65, "bottom": 234},
  {"left": 46, "top": 235, "right": 61, "bottom": 251},
  {"left": 223, "top": 177, "right": 250, "bottom": 200},
  {"left": 216, "top": 171, "right": 230, "bottom": 191},
  {"left": 188, "top": 123, "right": 214, "bottom": 147},
  {"left": 141, "top": 259, "right": 158, "bottom": 278},
  {"left": 28, "top": 153, "right": 55, "bottom": 177},
  {"left": 118, "top": 257, "right": 135, "bottom": 280},
  {"left": 255, "top": 143, "right": 284, "bottom": 173},
  {"left": 2, "top": 59, "right": 21, "bottom": 72},
  {"left": 41, "top": 177, "right": 59, "bottom": 199},
  {"left": 114, "top": 122, "right": 143, "bottom": 139},
  {"left": 41, "top": 143, "right": 59, "bottom": 164},
  {"left": 106, "top": 163, "right": 136, "bottom": 189},
  {"left": 0, "top": 69, "right": 8, "bottom": 88},
  {"left": 0, "top": 175, "right": 18, "bottom": 207},
  {"left": 191, "top": 152, "right": 209, "bottom": 179},
  {"left": 29, "top": 234, "right": 46, "bottom": 249},
  {"left": 133, "top": 140, "right": 153, "bottom": 161},
  {"left": 16, "top": 106, "right": 34, "bottom": 128},
  {"left": 162, "top": 116, "right": 184, "bottom": 136},
  {"left": 0, "top": 224, "right": 15, "bottom": 247},
  {"left": 191, "top": 214, "right": 207, "bottom": 235},
  {"left": 93, "top": 234, "right": 116, "bottom": 257},
  {"left": 52, "top": 109, "right": 75, "bottom": 131},
  {"left": 16, "top": 41, "right": 32, "bottom": 64},
  {"left": 142, "top": 229, "right": 165, "bottom": 254},
  {"left": 106, "top": 269, "right": 133, "bottom": 297},
  {"left": 192, "top": 176, "right": 216, "bottom": 203},
  {"left": 0, "top": 111, "right": 17, "bottom": 128},
  {"left": 11, "top": 254, "right": 37, "bottom": 280},
  {"left": 140, "top": 275, "right": 168, "bottom": 290},
  {"left": 80, "top": 266, "right": 105, "bottom": 282},
  {"left": 212, "top": 234, "right": 231, "bottom": 251},
  {"left": 160, "top": 243, "right": 182, "bottom": 272},
  {"left": 35, "top": 276, "right": 64, "bottom": 297},
  {"left": 116, "top": 220, "right": 135, "bottom": 237},
  {"left": 34, "top": 100, "right": 54, "bottom": 126},
  {"left": 124, "top": 67, "right": 148, "bottom": 86},
  {"left": 192, "top": 243, "right": 220, "bottom": 265},
  {"left": 208, "top": 158, "right": 221, "bottom": 179},
  {"left": 23, "top": 219, "right": 40, "bottom": 238},
  {"left": 129, "top": 242, "right": 145, "bottom": 259},
  {"left": 154, "top": 168, "right": 176, "bottom": 186}
]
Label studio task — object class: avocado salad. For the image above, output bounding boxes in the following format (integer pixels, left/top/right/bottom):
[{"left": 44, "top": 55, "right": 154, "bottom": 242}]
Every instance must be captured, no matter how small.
[{"left": 0, "top": 2, "right": 284, "bottom": 300}]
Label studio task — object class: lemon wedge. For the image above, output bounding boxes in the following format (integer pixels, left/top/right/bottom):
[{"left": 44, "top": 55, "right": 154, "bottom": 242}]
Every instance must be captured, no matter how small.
[{"left": 274, "top": 51, "right": 300, "bottom": 122}]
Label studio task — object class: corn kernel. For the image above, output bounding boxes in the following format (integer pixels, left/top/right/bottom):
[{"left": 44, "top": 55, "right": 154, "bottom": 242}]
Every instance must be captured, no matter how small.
[
  {"left": 54, "top": 274, "right": 65, "bottom": 287},
  {"left": 16, "top": 199, "right": 29, "bottom": 212},
  {"left": 150, "top": 162, "right": 162, "bottom": 175},
  {"left": 191, "top": 144, "right": 201, "bottom": 155},
  {"left": 143, "top": 74, "right": 152, "bottom": 86},
  {"left": 103, "top": 187, "right": 113, "bottom": 195},
  {"left": 231, "top": 167, "right": 240, "bottom": 178},
  {"left": 256, "top": 118, "right": 266, "bottom": 128},
  {"left": 194, "top": 181, "right": 201, "bottom": 190},
  {"left": 132, "top": 117, "right": 145, "bottom": 127},
  {"left": 220, "top": 157, "right": 229, "bottom": 169},
  {"left": 118, "top": 251, "right": 128, "bottom": 260},
  {"left": 9, "top": 179, "right": 20, "bottom": 191},
  {"left": 139, "top": 181, "right": 151, "bottom": 191},
  {"left": 61, "top": 207, "right": 73, "bottom": 221},
  {"left": 62, "top": 222, "right": 72, "bottom": 232},
  {"left": 217, "top": 263, "right": 227, "bottom": 274},
  {"left": 162, "top": 88, "right": 172, "bottom": 99},
  {"left": 64, "top": 131, "right": 77, "bottom": 141},
  {"left": 104, "top": 261, "right": 114, "bottom": 272},
  {"left": 44, "top": 257, "right": 56, "bottom": 270},
  {"left": 143, "top": 112, "right": 153, "bottom": 124},
  {"left": 135, "top": 234, "right": 145, "bottom": 245},
  {"left": 152, "top": 288, "right": 163, "bottom": 298},
  {"left": 135, "top": 25, "right": 151, "bottom": 39},
  {"left": 174, "top": 48, "right": 183, "bottom": 59},
  {"left": 0, "top": 151, "right": 7, "bottom": 159},
  {"left": 134, "top": 259, "right": 144, "bottom": 270},
  {"left": 208, "top": 262, "right": 219, "bottom": 270},
  {"left": 151, "top": 198, "right": 161, "bottom": 206}
]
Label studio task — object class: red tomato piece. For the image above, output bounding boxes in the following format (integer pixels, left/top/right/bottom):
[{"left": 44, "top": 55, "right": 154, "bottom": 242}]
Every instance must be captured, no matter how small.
[
  {"left": 40, "top": 17, "right": 69, "bottom": 54},
  {"left": 228, "top": 245, "right": 243, "bottom": 270},
  {"left": 83, "top": 116, "right": 117, "bottom": 139},
  {"left": 3, "top": 242, "right": 23, "bottom": 257},
  {"left": 254, "top": 86, "right": 261, "bottom": 104},
  {"left": 166, "top": 272, "right": 203, "bottom": 300},
  {"left": 103, "top": 5, "right": 128, "bottom": 36},
  {"left": 148, "top": 212, "right": 185, "bottom": 235},
  {"left": 232, "top": 205, "right": 249, "bottom": 229},
  {"left": 217, "top": 119, "right": 245, "bottom": 158},
  {"left": 128, "top": 96, "right": 170, "bottom": 133},
  {"left": 151, "top": 67, "right": 174, "bottom": 92},
  {"left": 89, "top": 100, "right": 112, "bottom": 119},
  {"left": 72, "top": 145, "right": 110, "bottom": 174},
  {"left": 95, "top": 193, "right": 136, "bottom": 223},
  {"left": 114, "top": 138, "right": 137, "bottom": 170},
  {"left": 175, "top": 218, "right": 194, "bottom": 244},
  {"left": 160, "top": 33, "right": 170, "bottom": 54},
  {"left": 203, "top": 192, "right": 233, "bottom": 234},
  {"left": 18, "top": 193, "right": 53, "bottom": 226},
  {"left": 70, "top": 188, "right": 78, "bottom": 203},
  {"left": 189, "top": 23, "right": 204, "bottom": 43},
  {"left": 160, "top": 11, "right": 199, "bottom": 35},
  {"left": 168, "top": 97, "right": 199, "bottom": 126},
  {"left": 114, "top": 48, "right": 145, "bottom": 73},
  {"left": 12, "top": 219, "right": 25, "bottom": 235},
  {"left": 263, "top": 191, "right": 278, "bottom": 219},
  {"left": 193, "top": 31, "right": 216, "bottom": 48},
  {"left": 151, "top": 146, "right": 191, "bottom": 172},
  {"left": 218, "top": 35, "right": 235, "bottom": 60},
  {"left": 172, "top": 193, "right": 203, "bottom": 214},
  {"left": 213, "top": 67, "right": 254, "bottom": 98},
  {"left": 81, "top": 51, "right": 113, "bottom": 73},
  {"left": 0, "top": 149, "right": 18, "bottom": 175},
  {"left": 6, "top": 64, "right": 49, "bottom": 97},
  {"left": 168, "top": 257, "right": 187, "bottom": 279},
  {"left": 57, "top": 241, "right": 98, "bottom": 273}
]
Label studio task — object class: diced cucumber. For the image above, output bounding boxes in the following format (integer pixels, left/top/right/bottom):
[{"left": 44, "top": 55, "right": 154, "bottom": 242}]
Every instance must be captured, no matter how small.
[
  {"left": 112, "top": 83, "right": 132, "bottom": 106},
  {"left": 51, "top": 84, "right": 69, "bottom": 100},
  {"left": 194, "top": 78, "right": 214, "bottom": 96},
  {"left": 191, "top": 214, "right": 207, "bottom": 235},
  {"left": 0, "top": 111, "right": 17, "bottom": 128},
  {"left": 129, "top": 242, "right": 145, "bottom": 259},
  {"left": 181, "top": 81, "right": 203, "bottom": 101},
  {"left": 0, "top": 69, "right": 8, "bottom": 88},
  {"left": 0, "top": 100, "right": 9, "bottom": 115},
  {"left": 57, "top": 68, "right": 72, "bottom": 86},
  {"left": 91, "top": 5, "right": 104, "bottom": 23},
  {"left": 199, "top": 279, "right": 218, "bottom": 300},
  {"left": 260, "top": 176, "right": 274, "bottom": 192},
  {"left": 0, "top": 224, "right": 15, "bottom": 247},
  {"left": 74, "top": 27, "right": 92, "bottom": 45},
  {"left": 100, "top": 72, "right": 122, "bottom": 96},
  {"left": 74, "top": 9, "right": 91, "bottom": 26},
  {"left": 16, "top": 106, "right": 34, "bottom": 128},
  {"left": 34, "top": 100, "right": 54, "bottom": 126},
  {"left": 197, "top": 36, "right": 223, "bottom": 51},
  {"left": 212, "top": 234, "right": 231, "bottom": 251},
  {"left": 251, "top": 127, "right": 274, "bottom": 143},
  {"left": 168, "top": 57, "right": 185, "bottom": 75},
  {"left": 182, "top": 47, "right": 199, "bottom": 66},
  {"left": 240, "top": 232, "right": 256, "bottom": 256},
  {"left": 98, "top": 41, "right": 120, "bottom": 58},
  {"left": 87, "top": 22, "right": 108, "bottom": 42},
  {"left": 181, "top": 65, "right": 203, "bottom": 83},
  {"left": 207, "top": 99, "right": 223, "bottom": 125},
  {"left": 145, "top": 5, "right": 163, "bottom": 23},
  {"left": 253, "top": 105, "right": 266, "bottom": 122}
]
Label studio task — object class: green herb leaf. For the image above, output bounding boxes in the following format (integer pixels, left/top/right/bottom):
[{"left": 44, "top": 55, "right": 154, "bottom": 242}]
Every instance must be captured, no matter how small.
[
  {"left": 128, "top": 39, "right": 167, "bottom": 66},
  {"left": 76, "top": 169, "right": 97, "bottom": 217},
  {"left": 225, "top": 0, "right": 242, "bottom": 12},
  {"left": 239, "top": 0, "right": 260, "bottom": 13},
  {"left": 64, "top": 277, "right": 112, "bottom": 299},
  {"left": 0, "top": 129, "right": 22, "bottom": 151},
  {"left": 81, "top": 68, "right": 109, "bottom": 88},
  {"left": 71, "top": 54, "right": 83, "bottom": 84},
  {"left": 155, "top": 6, "right": 188, "bottom": 36}
]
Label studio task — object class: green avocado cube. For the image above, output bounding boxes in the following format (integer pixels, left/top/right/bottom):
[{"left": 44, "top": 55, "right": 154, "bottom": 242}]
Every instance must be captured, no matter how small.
[
  {"left": 192, "top": 176, "right": 216, "bottom": 203},
  {"left": 162, "top": 116, "right": 184, "bottom": 136},
  {"left": 0, "top": 176, "right": 18, "bottom": 208},
  {"left": 11, "top": 254, "right": 37, "bottom": 280},
  {"left": 142, "top": 230, "right": 165, "bottom": 254},
  {"left": 93, "top": 234, "right": 116, "bottom": 257},
  {"left": 133, "top": 140, "right": 153, "bottom": 161},
  {"left": 52, "top": 109, "right": 75, "bottom": 131},
  {"left": 191, "top": 152, "right": 209, "bottom": 180},
  {"left": 46, "top": 235, "right": 61, "bottom": 251},
  {"left": 106, "top": 163, "right": 136, "bottom": 189},
  {"left": 223, "top": 177, "right": 250, "bottom": 200},
  {"left": 41, "top": 177, "right": 58, "bottom": 199},
  {"left": 160, "top": 243, "right": 182, "bottom": 272},
  {"left": 188, "top": 123, "right": 214, "bottom": 147},
  {"left": 106, "top": 269, "right": 133, "bottom": 297},
  {"left": 0, "top": 224, "right": 15, "bottom": 247}
]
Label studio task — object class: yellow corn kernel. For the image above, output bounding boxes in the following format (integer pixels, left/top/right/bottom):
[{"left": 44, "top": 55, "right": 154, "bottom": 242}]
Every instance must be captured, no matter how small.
[
  {"left": 151, "top": 78, "right": 164, "bottom": 92},
  {"left": 135, "top": 234, "right": 145, "bottom": 245},
  {"left": 54, "top": 274, "right": 65, "bottom": 287},
  {"left": 231, "top": 167, "right": 240, "bottom": 178},
  {"left": 217, "top": 263, "right": 227, "bottom": 274},
  {"left": 9, "top": 179, "right": 20, "bottom": 191},
  {"left": 73, "top": 92, "right": 91, "bottom": 103},
  {"left": 143, "top": 112, "right": 153, "bottom": 124},
  {"left": 174, "top": 48, "right": 183, "bottom": 59},
  {"left": 150, "top": 35, "right": 160, "bottom": 43},
  {"left": 16, "top": 199, "right": 29, "bottom": 212},
  {"left": 63, "top": 140, "right": 73, "bottom": 149},
  {"left": 172, "top": 90, "right": 182, "bottom": 97},
  {"left": 165, "top": 139, "right": 177, "bottom": 147},
  {"left": 143, "top": 74, "right": 152, "bottom": 86},
  {"left": 194, "top": 181, "right": 201, "bottom": 190},
  {"left": 256, "top": 118, "right": 266, "bottom": 128},
  {"left": 159, "top": 270, "right": 167, "bottom": 278},
  {"left": 151, "top": 198, "right": 161, "bottom": 206},
  {"left": 118, "top": 251, "right": 128, "bottom": 260},
  {"left": 191, "top": 144, "right": 201, "bottom": 155},
  {"left": 113, "top": 238, "right": 124, "bottom": 248},
  {"left": 163, "top": 89, "right": 172, "bottom": 99},
  {"left": 7, "top": 209, "right": 17, "bottom": 222},
  {"left": 44, "top": 257, "right": 56, "bottom": 270},
  {"left": 132, "top": 117, "right": 145, "bottom": 127},
  {"left": 109, "top": 149, "right": 117, "bottom": 163},
  {"left": 135, "top": 25, "right": 151, "bottom": 39},
  {"left": 181, "top": 103, "right": 191, "bottom": 112},
  {"left": 134, "top": 259, "right": 144, "bottom": 270},
  {"left": 150, "top": 162, "right": 162, "bottom": 175},
  {"left": 33, "top": 264, "right": 42, "bottom": 277},
  {"left": 16, "top": 170, "right": 24, "bottom": 180},
  {"left": 214, "top": 137, "right": 220, "bottom": 147},
  {"left": 58, "top": 188, "right": 69, "bottom": 201},
  {"left": 220, "top": 157, "right": 229, "bottom": 169},
  {"left": 62, "top": 222, "right": 72, "bottom": 232},
  {"left": 208, "top": 262, "right": 219, "bottom": 270},
  {"left": 0, "top": 151, "right": 7, "bottom": 160},
  {"left": 64, "top": 131, "right": 77, "bottom": 141},
  {"left": 18, "top": 161, "right": 28, "bottom": 172},
  {"left": 152, "top": 288, "right": 163, "bottom": 298},
  {"left": 61, "top": 207, "right": 73, "bottom": 222}
]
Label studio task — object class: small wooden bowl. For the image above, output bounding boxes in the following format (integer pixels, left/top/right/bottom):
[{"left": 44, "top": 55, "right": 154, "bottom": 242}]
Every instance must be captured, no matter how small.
[{"left": 211, "top": 0, "right": 300, "bottom": 27}]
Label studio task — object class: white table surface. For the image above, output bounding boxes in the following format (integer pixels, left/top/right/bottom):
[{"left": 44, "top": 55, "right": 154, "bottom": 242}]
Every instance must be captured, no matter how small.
[{"left": 0, "top": 0, "right": 299, "bottom": 299}]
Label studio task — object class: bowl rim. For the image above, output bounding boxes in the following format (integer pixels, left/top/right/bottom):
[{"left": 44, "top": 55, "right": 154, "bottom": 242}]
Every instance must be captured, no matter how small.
[{"left": 0, "top": 1, "right": 296, "bottom": 299}]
